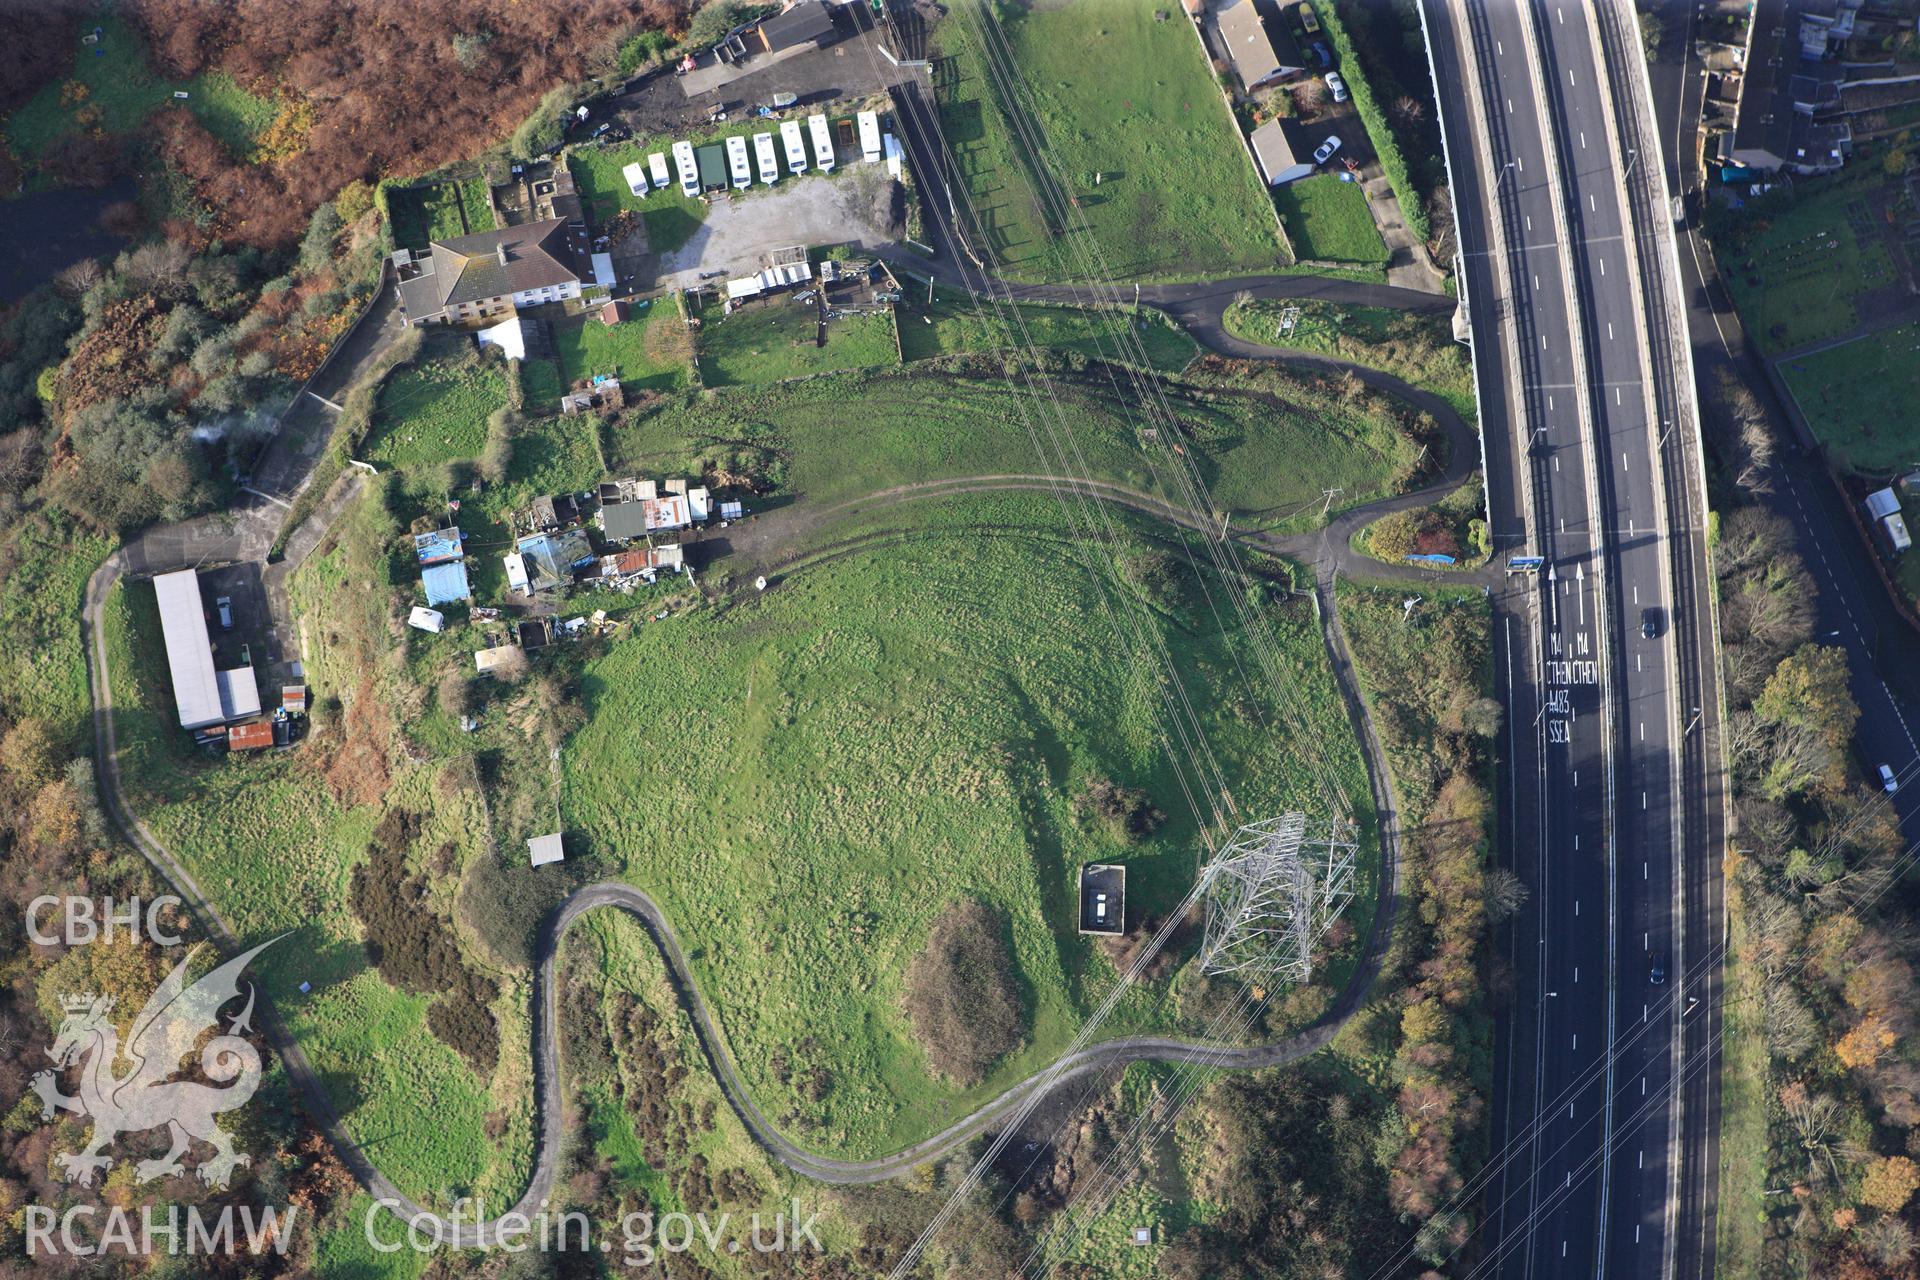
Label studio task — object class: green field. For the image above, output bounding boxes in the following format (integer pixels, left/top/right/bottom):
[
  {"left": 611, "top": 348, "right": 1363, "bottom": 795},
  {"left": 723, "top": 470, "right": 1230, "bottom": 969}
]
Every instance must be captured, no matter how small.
[
  {"left": 360, "top": 354, "right": 509, "bottom": 468},
  {"left": 1717, "top": 179, "right": 1896, "bottom": 354},
  {"left": 1778, "top": 320, "right": 1920, "bottom": 473},
  {"left": 935, "top": 0, "right": 1288, "bottom": 281},
  {"left": 385, "top": 178, "right": 494, "bottom": 250},
  {"left": 554, "top": 301, "right": 693, "bottom": 393},
  {"left": 1271, "top": 175, "right": 1389, "bottom": 267},
  {"left": 894, "top": 291, "right": 1196, "bottom": 372},
  {"left": 1222, "top": 296, "right": 1474, "bottom": 421},
  {"left": 693, "top": 298, "right": 897, "bottom": 386},
  {"left": 0, "top": 520, "right": 113, "bottom": 748},
  {"left": 563, "top": 492, "right": 1371, "bottom": 1156},
  {"left": 5, "top": 18, "right": 279, "bottom": 162},
  {"left": 101, "top": 579, "right": 530, "bottom": 1210},
  {"left": 609, "top": 364, "right": 1428, "bottom": 532}
]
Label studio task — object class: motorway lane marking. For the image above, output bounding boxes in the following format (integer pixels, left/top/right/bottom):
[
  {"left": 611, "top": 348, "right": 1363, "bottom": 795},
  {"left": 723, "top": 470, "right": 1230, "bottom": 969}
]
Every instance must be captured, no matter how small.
[
  {"left": 1573, "top": 1034, "right": 1578, "bottom": 1050},
  {"left": 1589, "top": 193, "right": 1595, "bottom": 212},
  {"left": 1599, "top": 257, "right": 1606, "bottom": 276},
  {"left": 1569, "top": 68, "right": 1577, "bottom": 86},
  {"left": 1580, "top": 130, "right": 1587, "bottom": 149},
  {"left": 1497, "top": 38, "right": 1503, "bottom": 55},
  {"left": 1608, "top": 321, "right": 1615, "bottom": 340},
  {"left": 1508, "top": 97, "right": 1514, "bottom": 114}
]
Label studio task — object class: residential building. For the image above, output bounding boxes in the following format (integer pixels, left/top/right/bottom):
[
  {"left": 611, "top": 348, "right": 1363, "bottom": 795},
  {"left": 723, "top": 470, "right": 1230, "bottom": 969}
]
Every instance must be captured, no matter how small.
[
  {"left": 396, "top": 218, "right": 589, "bottom": 327},
  {"left": 1726, "top": 0, "right": 1859, "bottom": 174},
  {"left": 1214, "top": 0, "right": 1303, "bottom": 93}
]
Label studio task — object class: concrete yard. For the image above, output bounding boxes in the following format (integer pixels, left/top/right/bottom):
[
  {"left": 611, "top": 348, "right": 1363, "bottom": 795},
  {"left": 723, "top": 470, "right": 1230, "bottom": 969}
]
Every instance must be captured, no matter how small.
[{"left": 654, "top": 165, "right": 906, "bottom": 289}]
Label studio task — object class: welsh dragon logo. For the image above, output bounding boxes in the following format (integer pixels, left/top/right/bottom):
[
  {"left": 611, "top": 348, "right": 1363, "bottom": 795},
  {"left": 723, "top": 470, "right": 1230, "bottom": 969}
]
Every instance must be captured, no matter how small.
[{"left": 31, "top": 939, "right": 278, "bottom": 1190}]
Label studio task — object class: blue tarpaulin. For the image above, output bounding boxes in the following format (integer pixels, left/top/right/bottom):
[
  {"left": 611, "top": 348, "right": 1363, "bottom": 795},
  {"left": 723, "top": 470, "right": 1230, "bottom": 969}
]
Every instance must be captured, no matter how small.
[
  {"left": 422, "top": 561, "right": 472, "bottom": 605},
  {"left": 1406, "top": 553, "right": 1458, "bottom": 566}
]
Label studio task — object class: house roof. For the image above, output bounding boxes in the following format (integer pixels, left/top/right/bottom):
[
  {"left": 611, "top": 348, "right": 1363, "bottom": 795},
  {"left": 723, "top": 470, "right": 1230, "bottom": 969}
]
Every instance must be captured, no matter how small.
[
  {"left": 759, "top": 0, "right": 838, "bottom": 51},
  {"left": 397, "top": 218, "right": 582, "bottom": 316},
  {"left": 1216, "top": 0, "right": 1290, "bottom": 89},
  {"left": 422, "top": 561, "right": 472, "bottom": 605},
  {"left": 516, "top": 529, "right": 596, "bottom": 592},
  {"left": 601, "top": 500, "right": 652, "bottom": 541}
]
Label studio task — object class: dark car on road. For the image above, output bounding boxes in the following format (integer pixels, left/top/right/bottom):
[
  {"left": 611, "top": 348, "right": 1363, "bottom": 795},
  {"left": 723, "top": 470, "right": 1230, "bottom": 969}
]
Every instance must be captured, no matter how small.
[
  {"left": 1650, "top": 954, "right": 1667, "bottom": 985},
  {"left": 1641, "top": 607, "right": 1660, "bottom": 639}
]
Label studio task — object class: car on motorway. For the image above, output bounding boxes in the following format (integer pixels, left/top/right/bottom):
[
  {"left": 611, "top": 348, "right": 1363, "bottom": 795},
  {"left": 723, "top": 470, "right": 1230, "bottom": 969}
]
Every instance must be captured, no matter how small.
[
  {"left": 1313, "top": 135, "right": 1342, "bottom": 166},
  {"left": 216, "top": 596, "right": 233, "bottom": 629},
  {"left": 1880, "top": 763, "right": 1899, "bottom": 794},
  {"left": 1641, "top": 607, "right": 1660, "bottom": 639},
  {"left": 1324, "top": 71, "right": 1348, "bottom": 103},
  {"left": 1650, "top": 954, "right": 1666, "bottom": 985}
]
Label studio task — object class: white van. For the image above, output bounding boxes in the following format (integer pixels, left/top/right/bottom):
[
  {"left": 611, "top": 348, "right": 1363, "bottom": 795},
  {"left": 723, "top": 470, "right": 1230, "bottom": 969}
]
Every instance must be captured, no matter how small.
[
  {"left": 753, "top": 132, "right": 780, "bottom": 185},
  {"left": 672, "top": 140, "right": 700, "bottom": 197},
  {"left": 781, "top": 119, "right": 809, "bottom": 173},
  {"left": 807, "top": 113, "right": 835, "bottom": 173},
  {"left": 726, "top": 135, "right": 752, "bottom": 190}
]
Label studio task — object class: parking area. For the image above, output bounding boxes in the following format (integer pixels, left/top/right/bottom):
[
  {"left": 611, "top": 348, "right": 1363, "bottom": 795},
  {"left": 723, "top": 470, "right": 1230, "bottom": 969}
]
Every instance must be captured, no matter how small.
[
  {"left": 1078, "top": 863, "right": 1127, "bottom": 936},
  {"left": 196, "top": 562, "right": 280, "bottom": 678},
  {"left": 601, "top": 8, "right": 902, "bottom": 138},
  {"left": 655, "top": 165, "right": 905, "bottom": 288}
]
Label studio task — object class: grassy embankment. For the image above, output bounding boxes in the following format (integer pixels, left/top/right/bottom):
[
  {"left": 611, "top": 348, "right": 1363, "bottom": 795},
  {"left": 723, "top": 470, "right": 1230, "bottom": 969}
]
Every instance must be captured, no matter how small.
[
  {"left": 934, "top": 1, "right": 1288, "bottom": 282},
  {"left": 1222, "top": 295, "right": 1474, "bottom": 422}
]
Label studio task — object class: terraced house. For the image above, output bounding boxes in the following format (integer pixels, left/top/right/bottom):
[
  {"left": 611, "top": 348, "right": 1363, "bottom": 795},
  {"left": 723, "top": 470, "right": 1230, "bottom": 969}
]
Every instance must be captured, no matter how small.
[{"left": 396, "top": 218, "right": 590, "bottom": 326}]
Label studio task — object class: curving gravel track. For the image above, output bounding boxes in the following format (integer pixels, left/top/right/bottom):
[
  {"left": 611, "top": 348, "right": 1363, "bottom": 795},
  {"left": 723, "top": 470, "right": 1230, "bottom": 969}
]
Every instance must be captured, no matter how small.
[{"left": 80, "top": 297, "right": 1484, "bottom": 1245}]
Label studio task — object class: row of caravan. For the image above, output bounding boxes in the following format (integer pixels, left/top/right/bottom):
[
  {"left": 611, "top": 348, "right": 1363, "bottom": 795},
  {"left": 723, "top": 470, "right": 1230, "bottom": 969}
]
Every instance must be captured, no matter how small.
[{"left": 621, "top": 111, "right": 886, "bottom": 200}]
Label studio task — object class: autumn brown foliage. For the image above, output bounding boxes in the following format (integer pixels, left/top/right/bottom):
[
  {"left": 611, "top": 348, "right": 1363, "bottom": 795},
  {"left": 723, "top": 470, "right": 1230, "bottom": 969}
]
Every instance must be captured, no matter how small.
[{"left": 129, "top": 0, "right": 656, "bottom": 246}]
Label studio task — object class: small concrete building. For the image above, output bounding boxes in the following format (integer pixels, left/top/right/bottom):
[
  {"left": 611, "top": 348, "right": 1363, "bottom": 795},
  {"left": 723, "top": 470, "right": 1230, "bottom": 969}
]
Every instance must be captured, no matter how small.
[
  {"left": 1078, "top": 864, "right": 1127, "bottom": 935},
  {"left": 1249, "top": 118, "right": 1312, "bottom": 186}
]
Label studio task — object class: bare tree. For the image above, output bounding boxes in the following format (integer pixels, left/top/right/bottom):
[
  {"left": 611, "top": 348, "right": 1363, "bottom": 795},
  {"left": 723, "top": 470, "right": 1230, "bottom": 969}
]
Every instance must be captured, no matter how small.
[{"left": 1484, "top": 866, "right": 1529, "bottom": 924}]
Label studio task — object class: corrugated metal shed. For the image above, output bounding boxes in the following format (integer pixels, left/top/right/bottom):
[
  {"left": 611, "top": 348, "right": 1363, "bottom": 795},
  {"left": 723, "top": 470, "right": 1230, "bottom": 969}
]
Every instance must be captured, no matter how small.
[
  {"left": 528, "top": 832, "right": 566, "bottom": 866},
  {"left": 228, "top": 720, "right": 275, "bottom": 751},
  {"left": 216, "top": 667, "right": 261, "bottom": 720},
  {"left": 414, "top": 527, "right": 465, "bottom": 564},
  {"left": 154, "top": 570, "right": 223, "bottom": 730}
]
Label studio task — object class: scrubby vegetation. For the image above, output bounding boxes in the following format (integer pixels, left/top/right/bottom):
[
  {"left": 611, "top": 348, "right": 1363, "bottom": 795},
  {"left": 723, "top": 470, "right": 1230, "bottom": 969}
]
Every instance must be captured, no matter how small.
[
  {"left": 351, "top": 810, "right": 501, "bottom": 1075},
  {"left": 903, "top": 901, "right": 1028, "bottom": 1085},
  {"left": 1712, "top": 497, "right": 1920, "bottom": 1278}
]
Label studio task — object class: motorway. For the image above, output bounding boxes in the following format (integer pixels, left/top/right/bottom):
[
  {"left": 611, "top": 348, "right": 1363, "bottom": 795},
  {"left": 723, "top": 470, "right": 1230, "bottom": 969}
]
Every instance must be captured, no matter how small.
[{"left": 1426, "top": 0, "right": 1725, "bottom": 1275}]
